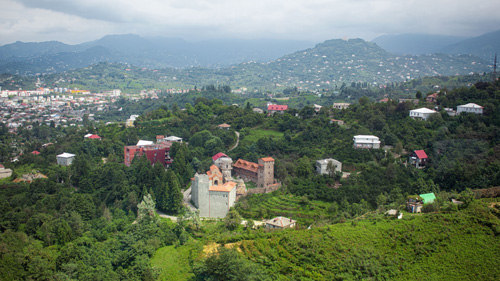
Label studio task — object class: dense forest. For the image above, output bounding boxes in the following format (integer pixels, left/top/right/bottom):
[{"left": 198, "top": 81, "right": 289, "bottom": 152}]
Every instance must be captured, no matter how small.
[{"left": 1, "top": 78, "right": 500, "bottom": 280}]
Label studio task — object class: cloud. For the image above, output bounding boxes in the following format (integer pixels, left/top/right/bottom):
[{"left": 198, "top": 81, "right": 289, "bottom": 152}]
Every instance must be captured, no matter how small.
[{"left": 1, "top": 0, "right": 500, "bottom": 45}]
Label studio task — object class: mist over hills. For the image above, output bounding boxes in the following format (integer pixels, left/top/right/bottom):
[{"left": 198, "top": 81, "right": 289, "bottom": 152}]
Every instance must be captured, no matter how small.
[
  {"left": 0, "top": 35, "right": 314, "bottom": 75},
  {"left": 371, "top": 34, "right": 466, "bottom": 55},
  {"left": 372, "top": 29, "right": 500, "bottom": 61}
]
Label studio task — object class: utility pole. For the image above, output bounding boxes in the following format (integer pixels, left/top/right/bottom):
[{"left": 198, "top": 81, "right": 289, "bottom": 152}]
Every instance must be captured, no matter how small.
[{"left": 494, "top": 53, "right": 497, "bottom": 82}]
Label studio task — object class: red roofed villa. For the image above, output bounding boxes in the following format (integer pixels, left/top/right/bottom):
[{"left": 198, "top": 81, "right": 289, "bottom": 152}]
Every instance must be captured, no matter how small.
[{"left": 267, "top": 104, "right": 288, "bottom": 115}]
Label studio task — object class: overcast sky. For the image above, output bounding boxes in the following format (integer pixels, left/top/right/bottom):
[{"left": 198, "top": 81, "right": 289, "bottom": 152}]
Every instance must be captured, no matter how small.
[{"left": 0, "top": 0, "right": 499, "bottom": 45}]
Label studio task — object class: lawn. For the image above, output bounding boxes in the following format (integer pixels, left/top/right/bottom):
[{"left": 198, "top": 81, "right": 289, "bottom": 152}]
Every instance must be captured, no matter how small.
[
  {"left": 241, "top": 129, "right": 284, "bottom": 143},
  {"left": 151, "top": 245, "right": 194, "bottom": 281}
]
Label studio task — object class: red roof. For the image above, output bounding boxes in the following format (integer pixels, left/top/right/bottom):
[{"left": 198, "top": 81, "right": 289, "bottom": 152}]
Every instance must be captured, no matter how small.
[
  {"left": 268, "top": 104, "right": 288, "bottom": 111},
  {"left": 212, "top": 152, "right": 228, "bottom": 161},
  {"left": 414, "top": 150, "right": 428, "bottom": 159},
  {"left": 88, "top": 134, "right": 101, "bottom": 139},
  {"left": 260, "top": 157, "right": 275, "bottom": 162},
  {"left": 31, "top": 151, "right": 40, "bottom": 155},
  {"left": 234, "top": 159, "right": 260, "bottom": 173}
]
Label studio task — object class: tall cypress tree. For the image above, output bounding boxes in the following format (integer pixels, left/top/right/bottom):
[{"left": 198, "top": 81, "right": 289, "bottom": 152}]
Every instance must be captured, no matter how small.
[{"left": 166, "top": 169, "right": 183, "bottom": 214}]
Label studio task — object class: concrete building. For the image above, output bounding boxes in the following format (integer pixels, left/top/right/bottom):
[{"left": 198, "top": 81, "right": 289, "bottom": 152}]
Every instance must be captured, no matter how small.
[
  {"left": 265, "top": 216, "right": 297, "bottom": 229},
  {"left": 56, "top": 153, "right": 75, "bottom": 166},
  {"left": 191, "top": 165, "right": 237, "bottom": 218},
  {"left": 333, "top": 102, "right": 350, "bottom": 110},
  {"left": 409, "top": 108, "right": 438, "bottom": 120},
  {"left": 353, "top": 135, "right": 380, "bottom": 149},
  {"left": 0, "top": 164, "right": 13, "bottom": 179},
  {"left": 316, "top": 159, "right": 342, "bottom": 175},
  {"left": 457, "top": 103, "right": 483, "bottom": 115}
]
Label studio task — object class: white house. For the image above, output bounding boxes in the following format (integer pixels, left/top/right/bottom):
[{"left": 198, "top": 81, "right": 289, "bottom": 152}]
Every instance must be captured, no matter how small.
[
  {"left": 316, "top": 159, "right": 342, "bottom": 175},
  {"left": 353, "top": 135, "right": 380, "bottom": 149},
  {"left": 56, "top": 153, "right": 76, "bottom": 166},
  {"left": 457, "top": 103, "right": 483, "bottom": 115},
  {"left": 409, "top": 108, "right": 438, "bottom": 120}
]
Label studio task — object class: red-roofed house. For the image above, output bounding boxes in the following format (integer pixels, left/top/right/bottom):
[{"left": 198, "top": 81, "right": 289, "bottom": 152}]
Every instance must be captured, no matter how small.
[
  {"left": 87, "top": 134, "right": 101, "bottom": 139},
  {"left": 267, "top": 104, "right": 288, "bottom": 115},
  {"left": 426, "top": 93, "right": 438, "bottom": 104},
  {"left": 218, "top": 123, "right": 231, "bottom": 130},
  {"left": 31, "top": 151, "right": 40, "bottom": 155},
  {"left": 410, "top": 150, "right": 428, "bottom": 168}
]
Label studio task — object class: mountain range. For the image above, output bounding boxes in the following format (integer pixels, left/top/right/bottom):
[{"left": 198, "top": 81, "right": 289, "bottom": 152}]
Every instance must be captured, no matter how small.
[{"left": 0, "top": 34, "right": 314, "bottom": 75}]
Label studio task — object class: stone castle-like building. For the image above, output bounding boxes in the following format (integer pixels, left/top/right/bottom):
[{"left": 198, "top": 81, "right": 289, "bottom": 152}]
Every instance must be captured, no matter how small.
[{"left": 191, "top": 153, "right": 278, "bottom": 218}]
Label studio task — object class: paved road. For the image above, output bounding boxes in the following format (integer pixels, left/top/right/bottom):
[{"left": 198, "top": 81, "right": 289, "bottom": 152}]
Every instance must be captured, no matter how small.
[{"left": 183, "top": 186, "right": 196, "bottom": 211}]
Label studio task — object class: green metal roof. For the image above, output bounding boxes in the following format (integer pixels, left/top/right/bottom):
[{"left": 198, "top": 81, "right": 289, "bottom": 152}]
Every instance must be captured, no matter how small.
[{"left": 419, "top": 193, "right": 436, "bottom": 204}]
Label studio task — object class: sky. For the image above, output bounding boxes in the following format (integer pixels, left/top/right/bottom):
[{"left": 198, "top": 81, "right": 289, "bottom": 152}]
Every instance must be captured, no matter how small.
[{"left": 0, "top": 0, "right": 499, "bottom": 45}]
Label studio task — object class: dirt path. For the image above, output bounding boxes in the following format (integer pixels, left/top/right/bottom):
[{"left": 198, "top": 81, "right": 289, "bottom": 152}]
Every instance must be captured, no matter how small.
[{"left": 229, "top": 131, "right": 240, "bottom": 151}]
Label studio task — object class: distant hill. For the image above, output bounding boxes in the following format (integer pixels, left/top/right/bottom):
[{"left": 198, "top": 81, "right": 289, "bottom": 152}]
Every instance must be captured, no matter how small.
[
  {"left": 0, "top": 34, "right": 314, "bottom": 75},
  {"left": 439, "top": 29, "right": 500, "bottom": 61},
  {"left": 220, "top": 38, "right": 490, "bottom": 89},
  {"left": 372, "top": 34, "right": 466, "bottom": 55},
  {"left": 17, "top": 38, "right": 489, "bottom": 93}
]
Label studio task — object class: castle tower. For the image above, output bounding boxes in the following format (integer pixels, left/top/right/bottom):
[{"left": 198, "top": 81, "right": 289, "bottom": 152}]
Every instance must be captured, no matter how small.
[
  {"left": 257, "top": 157, "right": 275, "bottom": 188},
  {"left": 192, "top": 173, "right": 210, "bottom": 217},
  {"left": 212, "top": 153, "right": 233, "bottom": 181}
]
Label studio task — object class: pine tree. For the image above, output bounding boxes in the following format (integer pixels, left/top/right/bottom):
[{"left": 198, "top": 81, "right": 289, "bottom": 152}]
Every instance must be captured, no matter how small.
[{"left": 166, "top": 169, "right": 183, "bottom": 214}]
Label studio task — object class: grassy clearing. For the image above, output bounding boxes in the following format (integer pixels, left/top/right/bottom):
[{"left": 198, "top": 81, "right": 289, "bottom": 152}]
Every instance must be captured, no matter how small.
[
  {"left": 242, "top": 128, "right": 284, "bottom": 143},
  {"left": 151, "top": 245, "right": 194, "bottom": 281}
]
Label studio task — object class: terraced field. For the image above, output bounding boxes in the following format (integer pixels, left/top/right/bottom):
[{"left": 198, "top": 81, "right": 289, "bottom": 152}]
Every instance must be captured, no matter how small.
[{"left": 236, "top": 193, "right": 335, "bottom": 227}]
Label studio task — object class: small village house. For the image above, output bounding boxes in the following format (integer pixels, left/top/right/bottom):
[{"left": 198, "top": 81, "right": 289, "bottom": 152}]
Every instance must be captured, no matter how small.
[
  {"left": 316, "top": 159, "right": 342, "bottom": 175},
  {"left": 409, "top": 108, "right": 438, "bottom": 120},
  {"left": 265, "top": 216, "right": 296, "bottom": 229},
  {"left": 457, "top": 103, "right": 483, "bottom": 115},
  {"left": 409, "top": 150, "right": 428, "bottom": 168},
  {"left": 267, "top": 104, "right": 288, "bottom": 115},
  {"left": 218, "top": 123, "right": 231, "bottom": 130},
  {"left": 353, "top": 135, "right": 380, "bottom": 149},
  {"left": 56, "top": 152, "right": 76, "bottom": 166}
]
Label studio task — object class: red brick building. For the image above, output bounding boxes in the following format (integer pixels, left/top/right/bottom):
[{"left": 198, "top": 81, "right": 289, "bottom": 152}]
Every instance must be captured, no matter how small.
[{"left": 124, "top": 142, "right": 173, "bottom": 167}]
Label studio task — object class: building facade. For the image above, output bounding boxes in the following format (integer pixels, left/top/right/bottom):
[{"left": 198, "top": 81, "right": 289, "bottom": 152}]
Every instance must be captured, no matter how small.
[
  {"left": 353, "top": 135, "right": 380, "bottom": 149},
  {"left": 409, "top": 150, "right": 428, "bottom": 168},
  {"left": 409, "top": 108, "right": 438, "bottom": 120},
  {"left": 316, "top": 159, "right": 342, "bottom": 175},
  {"left": 56, "top": 152, "right": 75, "bottom": 166},
  {"left": 191, "top": 165, "right": 237, "bottom": 218},
  {"left": 233, "top": 157, "right": 276, "bottom": 188},
  {"left": 124, "top": 142, "right": 173, "bottom": 167},
  {"left": 457, "top": 103, "right": 483, "bottom": 115}
]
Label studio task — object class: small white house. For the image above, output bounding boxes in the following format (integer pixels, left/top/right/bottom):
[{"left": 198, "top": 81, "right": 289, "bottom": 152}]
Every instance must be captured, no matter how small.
[
  {"left": 316, "top": 159, "right": 342, "bottom": 175},
  {"left": 353, "top": 135, "right": 380, "bottom": 149},
  {"left": 457, "top": 103, "right": 483, "bottom": 115},
  {"left": 56, "top": 153, "right": 76, "bottom": 166},
  {"left": 409, "top": 108, "right": 438, "bottom": 120}
]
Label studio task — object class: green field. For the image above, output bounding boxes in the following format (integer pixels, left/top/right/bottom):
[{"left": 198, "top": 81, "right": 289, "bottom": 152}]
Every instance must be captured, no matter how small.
[{"left": 151, "top": 245, "right": 194, "bottom": 280}]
